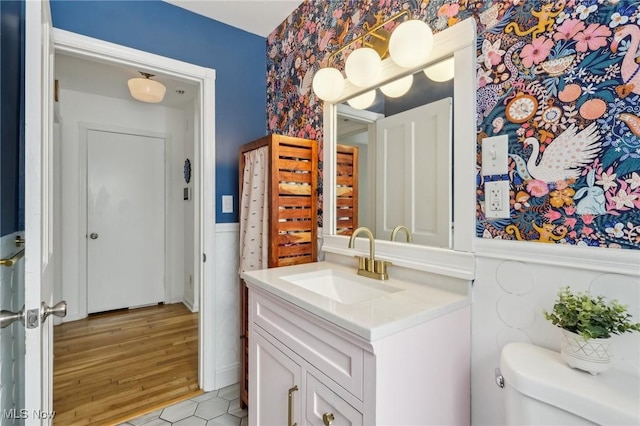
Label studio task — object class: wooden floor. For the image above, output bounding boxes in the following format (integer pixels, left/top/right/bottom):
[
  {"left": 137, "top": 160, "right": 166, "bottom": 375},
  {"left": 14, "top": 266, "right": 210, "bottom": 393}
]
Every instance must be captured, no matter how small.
[{"left": 53, "top": 303, "right": 200, "bottom": 426}]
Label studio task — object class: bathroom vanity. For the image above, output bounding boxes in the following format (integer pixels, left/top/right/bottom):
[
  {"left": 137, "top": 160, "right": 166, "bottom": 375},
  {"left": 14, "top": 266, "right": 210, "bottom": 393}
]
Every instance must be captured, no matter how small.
[{"left": 242, "top": 261, "right": 471, "bottom": 425}]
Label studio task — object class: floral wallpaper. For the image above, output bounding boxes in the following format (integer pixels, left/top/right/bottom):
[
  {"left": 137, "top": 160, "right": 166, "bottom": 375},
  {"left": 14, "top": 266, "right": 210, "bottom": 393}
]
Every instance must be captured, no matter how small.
[{"left": 266, "top": 0, "right": 640, "bottom": 250}]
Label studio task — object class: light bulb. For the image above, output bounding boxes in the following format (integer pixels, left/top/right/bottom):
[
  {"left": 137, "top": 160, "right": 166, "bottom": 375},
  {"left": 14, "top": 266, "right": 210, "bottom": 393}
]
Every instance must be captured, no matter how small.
[
  {"left": 345, "top": 47, "right": 382, "bottom": 88},
  {"left": 312, "top": 67, "right": 345, "bottom": 102},
  {"left": 380, "top": 74, "right": 414, "bottom": 98},
  {"left": 347, "top": 90, "right": 376, "bottom": 110},
  {"left": 388, "top": 20, "right": 434, "bottom": 68},
  {"left": 424, "top": 57, "right": 455, "bottom": 82}
]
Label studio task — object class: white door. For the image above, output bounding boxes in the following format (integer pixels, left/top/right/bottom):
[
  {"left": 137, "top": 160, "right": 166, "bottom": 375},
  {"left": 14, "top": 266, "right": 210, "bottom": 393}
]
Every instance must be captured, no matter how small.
[
  {"left": 86, "top": 130, "right": 165, "bottom": 313},
  {"left": 24, "top": 0, "right": 59, "bottom": 421},
  {"left": 375, "top": 98, "right": 452, "bottom": 247}
]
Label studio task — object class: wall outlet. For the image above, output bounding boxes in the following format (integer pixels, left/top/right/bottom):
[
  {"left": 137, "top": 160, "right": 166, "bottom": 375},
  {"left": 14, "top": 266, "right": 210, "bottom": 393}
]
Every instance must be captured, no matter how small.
[{"left": 485, "top": 181, "right": 510, "bottom": 219}]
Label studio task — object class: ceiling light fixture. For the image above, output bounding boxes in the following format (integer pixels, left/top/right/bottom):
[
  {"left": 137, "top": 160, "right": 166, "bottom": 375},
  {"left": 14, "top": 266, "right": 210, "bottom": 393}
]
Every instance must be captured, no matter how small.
[
  {"left": 127, "top": 72, "right": 166, "bottom": 103},
  {"left": 312, "top": 11, "right": 433, "bottom": 104}
]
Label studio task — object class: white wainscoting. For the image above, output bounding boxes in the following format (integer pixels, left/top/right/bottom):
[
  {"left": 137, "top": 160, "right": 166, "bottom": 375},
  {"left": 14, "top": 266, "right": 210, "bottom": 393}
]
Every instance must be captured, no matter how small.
[
  {"left": 471, "top": 238, "right": 640, "bottom": 426},
  {"left": 213, "top": 223, "right": 240, "bottom": 388}
]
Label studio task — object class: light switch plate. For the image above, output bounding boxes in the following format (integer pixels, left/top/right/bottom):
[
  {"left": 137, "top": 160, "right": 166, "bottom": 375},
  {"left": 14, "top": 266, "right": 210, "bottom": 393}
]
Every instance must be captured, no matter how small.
[
  {"left": 482, "top": 135, "right": 508, "bottom": 176},
  {"left": 485, "top": 181, "right": 510, "bottom": 219},
  {"left": 222, "top": 195, "right": 233, "bottom": 213}
]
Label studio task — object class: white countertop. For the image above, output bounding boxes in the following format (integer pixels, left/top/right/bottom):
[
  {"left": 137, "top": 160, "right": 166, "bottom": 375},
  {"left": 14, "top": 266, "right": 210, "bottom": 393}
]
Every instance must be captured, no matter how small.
[{"left": 242, "top": 261, "right": 470, "bottom": 341}]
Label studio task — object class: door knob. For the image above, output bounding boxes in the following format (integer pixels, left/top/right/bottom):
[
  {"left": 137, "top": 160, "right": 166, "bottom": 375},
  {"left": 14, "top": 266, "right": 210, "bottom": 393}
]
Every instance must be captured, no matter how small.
[
  {"left": 0, "top": 306, "right": 25, "bottom": 328},
  {"left": 90, "top": 233, "right": 99, "bottom": 240},
  {"left": 41, "top": 300, "right": 67, "bottom": 324}
]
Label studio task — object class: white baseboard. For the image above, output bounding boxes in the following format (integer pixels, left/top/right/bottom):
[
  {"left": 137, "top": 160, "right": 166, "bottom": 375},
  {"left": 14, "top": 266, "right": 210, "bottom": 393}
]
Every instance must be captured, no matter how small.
[
  {"left": 182, "top": 297, "right": 196, "bottom": 312},
  {"left": 215, "top": 363, "right": 239, "bottom": 390}
]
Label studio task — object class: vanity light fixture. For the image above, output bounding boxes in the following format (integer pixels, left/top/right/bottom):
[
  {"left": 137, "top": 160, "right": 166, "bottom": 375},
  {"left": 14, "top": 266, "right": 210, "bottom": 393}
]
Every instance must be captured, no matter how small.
[
  {"left": 423, "top": 57, "right": 455, "bottom": 82},
  {"left": 313, "top": 10, "right": 433, "bottom": 104},
  {"left": 380, "top": 74, "right": 414, "bottom": 97},
  {"left": 127, "top": 72, "right": 166, "bottom": 103},
  {"left": 347, "top": 90, "right": 376, "bottom": 109}
]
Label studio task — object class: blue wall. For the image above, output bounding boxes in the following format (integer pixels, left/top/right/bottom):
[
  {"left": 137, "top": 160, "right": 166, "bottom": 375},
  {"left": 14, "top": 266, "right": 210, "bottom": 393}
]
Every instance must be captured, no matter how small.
[
  {"left": 1, "top": 0, "right": 24, "bottom": 236},
  {"left": 51, "top": 0, "right": 267, "bottom": 223}
]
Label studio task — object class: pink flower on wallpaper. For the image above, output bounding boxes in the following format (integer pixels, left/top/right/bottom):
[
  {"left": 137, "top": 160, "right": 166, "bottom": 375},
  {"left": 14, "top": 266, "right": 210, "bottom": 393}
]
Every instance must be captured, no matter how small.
[
  {"left": 581, "top": 214, "right": 595, "bottom": 225},
  {"left": 564, "top": 217, "right": 578, "bottom": 229},
  {"left": 555, "top": 179, "right": 569, "bottom": 190},
  {"left": 545, "top": 209, "right": 562, "bottom": 222},
  {"left": 574, "top": 23, "right": 611, "bottom": 52},
  {"left": 269, "top": 115, "right": 278, "bottom": 130},
  {"left": 479, "top": 39, "right": 505, "bottom": 68},
  {"left": 553, "top": 18, "right": 585, "bottom": 41},
  {"left": 527, "top": 179, "right": 550, "bottom": 197},
  {"left": 519, "top": 36, "right": 553, "bottom": 68},
  {"left": 438, "top": 3, "right": 460, "bottom": 18},
  {"left": 564, "top": 205, "right": 575, "bottom": 215},
  {"left": 582, "top": 226, "right": 594, "bottom": 235}
]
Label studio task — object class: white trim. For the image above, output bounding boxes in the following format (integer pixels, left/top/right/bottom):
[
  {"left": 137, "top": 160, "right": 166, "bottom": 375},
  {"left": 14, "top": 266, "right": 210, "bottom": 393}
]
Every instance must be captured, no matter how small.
[
  {"left": 215, "top": 222, "right": 240, "bottom": 233},
  {"left": 53, "top": 29, "right": 217, "bottom": 391},
  {"left": 323, "top": 235, "right": 475, "bottom": 280},
  {"left": 336, "top": 103, "right": 384, "bottom": 123},
  {"left": 215, "top": 364, "right": 241, "bottom": 390},
  {"left": 322, "top": 18, "right": 477, "bottom": 276},
  {"left": 473, "top": 238, "right": 640, "bottom": 276}
]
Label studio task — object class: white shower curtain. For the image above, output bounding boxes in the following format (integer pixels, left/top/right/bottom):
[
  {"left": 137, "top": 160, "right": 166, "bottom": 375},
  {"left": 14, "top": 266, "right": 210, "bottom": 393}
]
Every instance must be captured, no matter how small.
[{"left": 239, "top": 146, "right": 269, "bottom": 273}]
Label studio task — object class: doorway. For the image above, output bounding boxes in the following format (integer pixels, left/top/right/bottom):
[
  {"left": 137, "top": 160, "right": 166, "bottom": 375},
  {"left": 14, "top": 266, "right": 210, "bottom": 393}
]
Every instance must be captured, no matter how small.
[{"left": 53, "top": 28, "right": 218, "bottom": 397}]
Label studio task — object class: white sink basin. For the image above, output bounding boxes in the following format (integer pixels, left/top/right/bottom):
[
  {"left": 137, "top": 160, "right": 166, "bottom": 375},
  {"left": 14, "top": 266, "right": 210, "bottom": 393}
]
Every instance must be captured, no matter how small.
[{"left": 280, "top": 269, "right": 401, "bottom": 304}]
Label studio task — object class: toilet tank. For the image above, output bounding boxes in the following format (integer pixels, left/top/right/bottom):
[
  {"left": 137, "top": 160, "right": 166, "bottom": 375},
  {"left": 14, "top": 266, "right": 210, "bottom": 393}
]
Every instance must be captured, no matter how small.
[{"left": 500, "top": 342, "right": 639, "bottom": 426}]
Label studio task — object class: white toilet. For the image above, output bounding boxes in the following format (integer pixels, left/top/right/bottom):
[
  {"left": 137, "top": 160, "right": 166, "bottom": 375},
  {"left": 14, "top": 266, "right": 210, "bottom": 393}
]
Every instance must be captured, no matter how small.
[{"left": 500, "top": 342, "right": 640, "bottom": 425}]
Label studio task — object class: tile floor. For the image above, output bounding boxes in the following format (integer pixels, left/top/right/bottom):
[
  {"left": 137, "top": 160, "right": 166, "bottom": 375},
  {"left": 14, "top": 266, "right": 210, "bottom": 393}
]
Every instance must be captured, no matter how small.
[{"left": 119, "top": 384, "right": 248, "bottom": 426}]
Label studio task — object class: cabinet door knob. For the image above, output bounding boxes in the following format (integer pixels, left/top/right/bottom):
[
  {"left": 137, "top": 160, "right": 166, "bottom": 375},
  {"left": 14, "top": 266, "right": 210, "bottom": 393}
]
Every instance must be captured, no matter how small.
[
  {"left": 288, "top": 385, "right": 298, "bottom": 426},
  {"left": 322, "top": 412, "right": 335, "bottom": 425}
]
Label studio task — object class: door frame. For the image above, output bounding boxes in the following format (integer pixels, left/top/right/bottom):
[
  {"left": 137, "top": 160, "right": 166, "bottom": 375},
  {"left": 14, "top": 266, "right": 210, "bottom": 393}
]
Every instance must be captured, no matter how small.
[
  {"left": 81, "top": 124, "right": 169, "bottom": 312},
  {"left": 53, "top": 29, "right": 218, "bottom": 391}
]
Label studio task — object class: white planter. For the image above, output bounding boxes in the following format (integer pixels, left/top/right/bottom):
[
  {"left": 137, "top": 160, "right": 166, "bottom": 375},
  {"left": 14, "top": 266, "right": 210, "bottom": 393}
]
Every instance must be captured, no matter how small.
[{"left": 560, "top": 329, "right": 612, "bottom": 375}]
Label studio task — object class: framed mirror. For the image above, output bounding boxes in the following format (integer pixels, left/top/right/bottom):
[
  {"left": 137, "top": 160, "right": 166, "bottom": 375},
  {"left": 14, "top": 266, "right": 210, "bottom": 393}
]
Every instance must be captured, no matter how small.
[
  {"left": 336, "top": 70, "right": 454, "bottom": 248},
  {"left": 322, "top": 18, "right": 477, "bottom": 277}
]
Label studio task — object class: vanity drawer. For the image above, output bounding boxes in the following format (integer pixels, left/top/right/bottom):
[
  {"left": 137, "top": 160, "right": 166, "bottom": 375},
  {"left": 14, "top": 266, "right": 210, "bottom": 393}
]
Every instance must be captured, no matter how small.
[
  {"left": 305, "top": 372, "right": 363, "bottom": 426},
  {"left": 251, "top": 290, "right": 365, "bottom": 400}
]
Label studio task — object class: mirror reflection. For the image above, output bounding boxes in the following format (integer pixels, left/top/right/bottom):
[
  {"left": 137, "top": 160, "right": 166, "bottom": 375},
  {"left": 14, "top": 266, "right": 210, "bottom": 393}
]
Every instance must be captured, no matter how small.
[{"left": 335, "top": 63, "right": 454, "bottom": 248}]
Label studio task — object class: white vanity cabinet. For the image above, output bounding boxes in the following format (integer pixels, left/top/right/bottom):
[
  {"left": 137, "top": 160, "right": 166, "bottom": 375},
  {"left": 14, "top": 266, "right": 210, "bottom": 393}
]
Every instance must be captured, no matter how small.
[{"left": 247, "top": 280, "right": 471, "bottom": 426}]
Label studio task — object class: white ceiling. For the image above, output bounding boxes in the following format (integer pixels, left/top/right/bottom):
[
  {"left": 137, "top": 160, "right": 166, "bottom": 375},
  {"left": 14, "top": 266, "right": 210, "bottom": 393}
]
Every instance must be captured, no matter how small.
[
  {"left": 55, "top": 1, "right": 303, "bottom": 107},
  {"left": 163, "top": 0, "right": 303, "bottom": 37}
]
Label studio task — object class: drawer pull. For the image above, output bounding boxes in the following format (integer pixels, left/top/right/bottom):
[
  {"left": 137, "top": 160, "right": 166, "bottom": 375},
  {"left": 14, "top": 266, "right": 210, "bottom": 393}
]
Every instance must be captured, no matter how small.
[
  {"left": 288, "top": 385, "right": 298, "bottom": 426},
  {"left": 322, "top": 412, "right": 335, "bottom": 425}
]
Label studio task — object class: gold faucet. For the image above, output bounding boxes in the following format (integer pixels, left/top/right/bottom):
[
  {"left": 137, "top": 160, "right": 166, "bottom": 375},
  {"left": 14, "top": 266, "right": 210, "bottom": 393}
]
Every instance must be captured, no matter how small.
[
  {"left": 390, "top": 225, "right": 412, "bottom": 243},
  {"left": 348, "top": 227, "right": 391, "bottom": 280}
]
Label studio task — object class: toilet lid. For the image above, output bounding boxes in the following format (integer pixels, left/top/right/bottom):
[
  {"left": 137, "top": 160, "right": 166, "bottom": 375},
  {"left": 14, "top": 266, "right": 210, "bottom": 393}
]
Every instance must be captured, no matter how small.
[{"left": 500, "top": 342, "right": 639, "bottom": 425}]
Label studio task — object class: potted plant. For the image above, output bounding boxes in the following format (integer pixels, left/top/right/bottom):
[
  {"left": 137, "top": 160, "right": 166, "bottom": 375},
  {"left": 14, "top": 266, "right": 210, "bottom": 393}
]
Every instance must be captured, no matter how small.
[{"left": 543, "top": 286, "right": 640, "bottom": 375}]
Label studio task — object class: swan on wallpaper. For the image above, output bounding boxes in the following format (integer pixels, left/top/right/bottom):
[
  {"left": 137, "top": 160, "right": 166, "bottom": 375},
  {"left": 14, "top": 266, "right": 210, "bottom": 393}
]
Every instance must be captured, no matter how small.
[
  {"left": 574, "top": 169, "right": 606, "bottom": 215},
  {"left": 611, "top": 24, "right": 640, "bottom": 97},
  {"left": 509, "top": 122, "right": 601, "bottom": 183}
]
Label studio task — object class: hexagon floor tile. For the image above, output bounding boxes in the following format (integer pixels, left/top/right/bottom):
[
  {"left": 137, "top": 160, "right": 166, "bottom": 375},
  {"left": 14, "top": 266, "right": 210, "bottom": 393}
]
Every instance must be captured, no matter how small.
[{"left": 119, "top": 384, "right": 248, "bottom": 426}]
